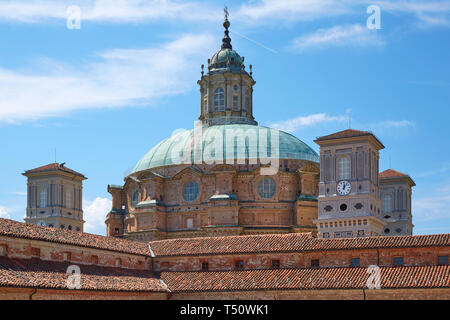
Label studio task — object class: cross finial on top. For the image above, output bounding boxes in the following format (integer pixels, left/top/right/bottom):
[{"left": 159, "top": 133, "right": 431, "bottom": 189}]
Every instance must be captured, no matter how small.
[{"left": 224, "top": 6, "right": 229, "bottom": 20}]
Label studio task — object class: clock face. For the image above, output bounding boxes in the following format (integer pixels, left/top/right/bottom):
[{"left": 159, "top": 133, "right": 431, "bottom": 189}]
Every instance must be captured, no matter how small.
[{"left": 337, "top": 180, "right": 351, "bottom": 195}]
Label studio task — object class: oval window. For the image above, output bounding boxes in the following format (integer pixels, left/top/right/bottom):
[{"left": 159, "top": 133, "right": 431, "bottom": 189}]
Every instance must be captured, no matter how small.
[
  {"left": 257, "top": 178, "right": 276, "bottom": 199},
  {"left": 183, "top": 181, "right": 199, "bottom": 202}
]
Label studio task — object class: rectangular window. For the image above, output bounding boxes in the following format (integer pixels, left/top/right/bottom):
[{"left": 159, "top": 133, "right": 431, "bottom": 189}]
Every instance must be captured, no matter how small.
[
  {"left": 350, "top": 258, "right": 360, "bottom": 267},
  {"left": 438, "top": 256, "right": 449, "bottom": 265},
  {"left": 235, "top": 260, "right": 244, "bottom": 270},
  {"left": 201, "top": 262, "right": 209, "bottom": 271},
  {"left": 271, "top": 260, "right": 280, "bottom": 269},
  {"left": 338, "top": 156, "right": 351, "bottom": 180},
  {"left": 232, "top": 95, "right": 238, "bottom": 110},
  {"left": 393, "top": 257, "right": 404, "bottom": 266},
  {"left": 311, "top": 259, "right": 320, "bottom": 268}
]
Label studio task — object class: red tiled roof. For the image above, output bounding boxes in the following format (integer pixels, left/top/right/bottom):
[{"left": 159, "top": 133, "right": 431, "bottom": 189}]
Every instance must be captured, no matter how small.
[
  {"left": 2, "top": 257, "right": 448, "bottom": 292},
  {"left": 379, "top": 169, "right": 408, "bottom": 178},
  {"left": 23, "top": 163, "right": 86, "bottom": 178},
  {"left": 161, "top": 265, "right": 450, "bottom": 292},
  {"left": 148, "top": 233, "right": 450, "bottom": 257},
  {"left": 0, "top": 218, "right": 150, "bottom": 256},
  {"left": 315, "top": 129, "right": 384, "bottom": 148},
  {"left": 316, "top": 129, "right": 370, "bottom": 140},
  {"left": 0, "top": 257, "right": 167, "bottom": 292}
]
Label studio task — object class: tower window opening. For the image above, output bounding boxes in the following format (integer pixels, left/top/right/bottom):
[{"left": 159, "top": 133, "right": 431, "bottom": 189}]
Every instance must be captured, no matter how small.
[
  {"left": 338, "top": 156, "right": 351, "bottom": 180},
  {"left": 382, "top": 194, "right": 392, "bottom": 213},
  {"left": 39, "top": 188, "right": 47, "bottom": 208}
]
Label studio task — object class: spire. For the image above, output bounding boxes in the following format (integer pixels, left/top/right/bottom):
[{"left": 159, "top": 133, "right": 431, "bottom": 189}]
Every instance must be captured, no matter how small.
[{"left": 222, "top": 6, "right": 232, "bottom": 49}]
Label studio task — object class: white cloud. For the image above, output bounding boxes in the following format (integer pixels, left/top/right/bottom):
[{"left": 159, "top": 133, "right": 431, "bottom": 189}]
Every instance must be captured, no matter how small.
[
  {"left": 290, "top": 24, "right": 385, "bottom": 51},
  {"left": 0, "top": 0, "right": 219, "bottom": 23},
  {"left": 375, "top": 120, "right": 415, "bottom": 128},
  {"left": 0, "top": 206, "right": 10, "bottom": 219},
  {"left": 10, "top": 191, "right": 27, "bottom": 196},
  {"left": 0, "top": 33, "right": 215, "bottom": 123},
  {"left": 270, "top": 113, "right": 347, "bottom": 133},
  {"left": 237, "top": 0, "right": 355, "bottom": 23},
  {"left": 83, "top": 197, "right": 111, "bottom": 235},
  {"left": 414, "top": 165, "right": 450, "bottom": 178},
  {"left": 1, "top": 0, "right": 449, "bottom": 29},
  {"left": 413, "top": 194, "right": 450, "bottom": 223},
  {"left": 365, "top": 119, "right": 415, "bottom": 137}
]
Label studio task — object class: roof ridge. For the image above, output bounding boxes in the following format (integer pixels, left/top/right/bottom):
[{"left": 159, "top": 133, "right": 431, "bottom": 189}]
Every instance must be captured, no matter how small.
[{"left": 0, "top": 218, "right": 149, "bottom": 256}]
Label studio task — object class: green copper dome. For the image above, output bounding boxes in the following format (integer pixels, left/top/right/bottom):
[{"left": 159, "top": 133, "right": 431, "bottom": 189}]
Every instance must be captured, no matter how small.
[
  {"left": 131, "top": 124, "right": 319, "bottom": 174},
  {"left": 209, "top": 48, "right": 244, "bottom": 72}
]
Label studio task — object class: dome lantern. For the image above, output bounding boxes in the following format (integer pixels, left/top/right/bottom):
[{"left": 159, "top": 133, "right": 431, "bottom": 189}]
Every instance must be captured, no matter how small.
[{"left": 198, "top": 10, "right": 257, "bottom": 127}]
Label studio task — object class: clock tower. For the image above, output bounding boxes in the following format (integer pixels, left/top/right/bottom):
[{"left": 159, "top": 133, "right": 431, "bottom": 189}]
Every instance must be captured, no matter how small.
[{"left": 314, "top": 129, "right": 387, "bottom": 238}]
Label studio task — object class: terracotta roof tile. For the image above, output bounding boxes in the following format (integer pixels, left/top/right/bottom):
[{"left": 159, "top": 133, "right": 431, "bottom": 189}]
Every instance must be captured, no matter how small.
[
  {"left": 379, "top": 169, "right": 408, "bottom": 178},
  {"left": 23, "top": 163, "right": 86, "bottom": 178},
  {"left": 0, "top": 218, "right": 150, "bottom": 256},
  {"left": 316, "top": 129, "right": 370, "bottom": 140},
  {"left": 0, "top": 257, "right": 167, "bottom": 292},
  {"left": 315, "top": 129, "right": 384, "bottom": 148},
  {"left": 160, "top": 265, "right": 450, "bottom": 292},
  {"left": 148, "top": 233, "right": 450, "bottom": 257}
]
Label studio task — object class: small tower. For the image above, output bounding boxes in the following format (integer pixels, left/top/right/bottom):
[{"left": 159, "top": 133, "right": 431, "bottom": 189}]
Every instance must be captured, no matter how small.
[
  {"left": 379, "top": 169, "right": 415, "bottom": 236},
  {"left": 198, "top": 11, "right": 257, "bottom": 127},
  {"left": 314, "top": 129, "right": 387, "bottom": 238},
  {"left": 23, "top": 162, "right": 86, "bottom": 232}
]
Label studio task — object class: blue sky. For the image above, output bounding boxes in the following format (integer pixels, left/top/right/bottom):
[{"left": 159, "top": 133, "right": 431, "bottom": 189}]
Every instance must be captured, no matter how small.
[{"left": 0, "top": 0, "right": 449, "bottom": 235}]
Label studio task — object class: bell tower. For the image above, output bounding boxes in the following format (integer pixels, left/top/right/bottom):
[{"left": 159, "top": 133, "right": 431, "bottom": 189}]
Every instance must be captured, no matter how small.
[
  {"left": 198, "top": 12, "right": 257, "bottom": 127},
  {"left": 314, "top": 129, "right": 387, "bottom": 238},
  {"left": 23, "top": 162, "right": 86, "bottom": 232}
]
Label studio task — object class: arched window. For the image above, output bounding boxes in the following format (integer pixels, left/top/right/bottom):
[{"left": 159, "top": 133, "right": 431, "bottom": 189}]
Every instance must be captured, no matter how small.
[
  {"left": 214, "top": 88, "right": 225, "bottom": 111},
  {"left": 383, "top": 194, "right": 392, "bottom": 213},
  {"left": 338, "top": 156, "right": 351, "bottom": 180},
  {"left": 39, "top": 188, "right": 47, "bottom": 208},
  {"left": 131, "top": 190, "right": 139, "bottom": 207}
]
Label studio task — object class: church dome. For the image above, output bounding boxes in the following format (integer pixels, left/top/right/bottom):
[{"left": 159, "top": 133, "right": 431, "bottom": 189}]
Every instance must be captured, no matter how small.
[
  {"left": 131, "top": 124, "right": 319, "bottom": 175},
  {"left": 209, "top": 48, "right": 243, "bottom": 72}
]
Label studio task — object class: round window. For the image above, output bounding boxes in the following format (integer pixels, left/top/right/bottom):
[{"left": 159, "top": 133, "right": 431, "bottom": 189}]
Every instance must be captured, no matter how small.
[
  {"left": 384, "top": 228, "right": 390, "bottom": 234},
  {"left": 183, "top": 181, "right": 199, "bottom": 202},
  {"left": 257, "top": 178, "right": 276, "bottom": 199},
  {"left": 233, "top": 84, "right": 239, "bottom": 91},
  {"left": 340, "top": 203, "right": 347, "bottom": 211}
]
